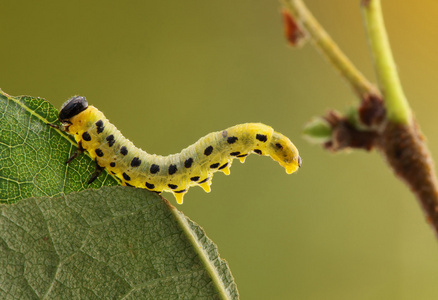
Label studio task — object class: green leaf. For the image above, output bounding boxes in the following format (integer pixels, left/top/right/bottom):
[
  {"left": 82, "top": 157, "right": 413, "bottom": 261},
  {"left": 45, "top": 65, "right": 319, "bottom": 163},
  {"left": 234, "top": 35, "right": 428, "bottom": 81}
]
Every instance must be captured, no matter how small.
[
  {"left": 0, "top": 90, "right": 119, "bottom": 204},
  {"left": 302, "top": 117, "right": 332, "bottom": 144},
  {"left": 0, "top": 186, "right": 238, "bottom": 299}
]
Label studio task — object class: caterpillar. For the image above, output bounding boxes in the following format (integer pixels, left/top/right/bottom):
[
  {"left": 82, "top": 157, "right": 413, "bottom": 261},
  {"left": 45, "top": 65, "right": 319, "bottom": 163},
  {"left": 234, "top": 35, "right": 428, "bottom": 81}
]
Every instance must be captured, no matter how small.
[{"left": 53, "top": 96, "right": 302, "bottom": 204}]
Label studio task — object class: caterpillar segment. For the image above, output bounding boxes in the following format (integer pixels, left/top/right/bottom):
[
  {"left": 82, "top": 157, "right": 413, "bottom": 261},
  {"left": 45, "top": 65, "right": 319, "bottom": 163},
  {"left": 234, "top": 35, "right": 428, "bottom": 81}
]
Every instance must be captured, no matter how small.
[{"left": 55, "top": 96, "right": 302, "bottom": 204}]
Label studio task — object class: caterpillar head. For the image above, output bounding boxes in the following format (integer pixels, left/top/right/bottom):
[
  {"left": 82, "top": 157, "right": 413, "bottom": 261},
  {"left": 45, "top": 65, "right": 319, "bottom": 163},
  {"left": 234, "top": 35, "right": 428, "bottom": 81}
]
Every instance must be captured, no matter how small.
[
  {"left": 269, "top": 132, "right": 301, "bottom": 174},
  {"left": 59, "top": 96, "right": 88, "bottom": 122}
]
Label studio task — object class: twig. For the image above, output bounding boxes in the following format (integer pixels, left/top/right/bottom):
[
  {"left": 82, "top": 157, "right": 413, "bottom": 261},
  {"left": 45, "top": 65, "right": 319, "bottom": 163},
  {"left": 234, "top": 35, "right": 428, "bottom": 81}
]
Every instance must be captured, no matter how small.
[
  {"left": 282, "top": 0, "right": 379, "bottom": 99},
  {"left": 362, "top": 0, "right": 438, "bottom": 234},
  {"left": 361, "top": 0, "right": 411, "bottom": 124},
  {"left": 283, "top": 0, "right": 438, "bottom": 236}
]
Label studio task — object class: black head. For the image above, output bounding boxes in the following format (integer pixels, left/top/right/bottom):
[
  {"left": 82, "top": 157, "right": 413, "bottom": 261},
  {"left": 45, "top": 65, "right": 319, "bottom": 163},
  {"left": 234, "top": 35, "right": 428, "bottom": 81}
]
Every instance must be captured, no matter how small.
[{"left": 59, "top": 96, "right": 88, "bottom": 122}]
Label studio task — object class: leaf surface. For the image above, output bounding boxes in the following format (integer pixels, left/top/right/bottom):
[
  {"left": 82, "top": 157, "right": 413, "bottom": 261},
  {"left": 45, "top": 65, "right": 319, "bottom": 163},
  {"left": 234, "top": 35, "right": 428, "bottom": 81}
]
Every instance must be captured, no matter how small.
[
  {"left": 0, "top": 187, "right": 238, "bottom": 299},
  {"left": 0, "top": 90, "right": 118, "bottom": 203}
]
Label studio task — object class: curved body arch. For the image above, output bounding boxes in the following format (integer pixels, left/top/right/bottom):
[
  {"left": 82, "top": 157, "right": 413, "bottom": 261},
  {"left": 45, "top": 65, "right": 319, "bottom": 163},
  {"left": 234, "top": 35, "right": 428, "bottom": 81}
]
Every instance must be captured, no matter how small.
[{"left": 56, "top": 96, "right": 302, "bottom": 204}]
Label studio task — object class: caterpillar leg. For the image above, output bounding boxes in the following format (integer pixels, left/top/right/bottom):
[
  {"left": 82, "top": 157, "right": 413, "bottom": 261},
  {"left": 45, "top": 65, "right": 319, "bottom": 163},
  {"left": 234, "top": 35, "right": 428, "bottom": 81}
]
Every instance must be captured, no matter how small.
[
  {"left": 47, "top": 122, "right": 84, "bottom": 164},
  {"left": 173, "top": 190, "right": 188, "bottom": 205},
  {"left": 219, "top": 163, "right": 231, "bottom": 175},
  {"left": 65, "top": 142, "right": 85, "bottom": 164},
  {"left": 47, "top": 122, "right": 70, "bottom": 132},
  {"left": 47, "top": 123, "right": 61, "bottom": 130},
  {"left": 87, "top": 159, "right": 105, "bottom": 184},
  {"left": 199, "top": 180, "right": 212, "bottom": 193}
]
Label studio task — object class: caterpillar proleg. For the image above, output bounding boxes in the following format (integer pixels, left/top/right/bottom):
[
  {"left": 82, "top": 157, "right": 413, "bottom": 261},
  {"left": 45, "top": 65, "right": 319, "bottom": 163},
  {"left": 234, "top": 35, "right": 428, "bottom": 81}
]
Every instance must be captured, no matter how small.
[{"left": 55, "top": 96, "right": 301, "bottom": 204}]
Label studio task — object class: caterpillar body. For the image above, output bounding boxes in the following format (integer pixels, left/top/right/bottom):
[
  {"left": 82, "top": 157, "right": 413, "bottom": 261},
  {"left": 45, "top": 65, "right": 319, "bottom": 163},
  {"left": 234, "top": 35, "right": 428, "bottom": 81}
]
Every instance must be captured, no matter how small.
[{"left": 55, "top": 96, "right": 301, "bottom": 204}]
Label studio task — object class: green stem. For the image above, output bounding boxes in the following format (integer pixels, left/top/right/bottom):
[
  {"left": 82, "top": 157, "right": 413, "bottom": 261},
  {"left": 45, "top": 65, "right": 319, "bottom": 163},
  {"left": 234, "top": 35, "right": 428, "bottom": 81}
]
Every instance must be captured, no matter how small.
[
  {"left": 282, "top": 0, "right": 379, "bottom": 99},
  {"left": 361, "top": 0, "right": 412, "bottom": 124}
]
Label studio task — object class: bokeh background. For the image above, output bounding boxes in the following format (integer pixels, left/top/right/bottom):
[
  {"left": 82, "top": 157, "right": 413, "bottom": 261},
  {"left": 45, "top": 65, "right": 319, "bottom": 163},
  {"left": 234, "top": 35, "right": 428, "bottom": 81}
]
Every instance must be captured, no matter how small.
[{"left": 2, "top": 1, "right": 438, "bottom": 299}]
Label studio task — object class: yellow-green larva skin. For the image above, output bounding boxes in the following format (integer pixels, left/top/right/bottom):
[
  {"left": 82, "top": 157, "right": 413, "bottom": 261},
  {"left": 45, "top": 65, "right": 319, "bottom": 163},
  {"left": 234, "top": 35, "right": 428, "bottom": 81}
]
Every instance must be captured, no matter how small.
[{"left": 61, "top": 104, "right": 301, "bottom": 204}]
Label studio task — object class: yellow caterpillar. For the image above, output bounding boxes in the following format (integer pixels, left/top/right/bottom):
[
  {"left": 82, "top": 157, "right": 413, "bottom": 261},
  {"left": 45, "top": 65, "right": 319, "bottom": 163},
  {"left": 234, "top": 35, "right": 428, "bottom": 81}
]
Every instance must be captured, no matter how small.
[{"left": 54, "top": 96, "right": 301, "bottom": 204}]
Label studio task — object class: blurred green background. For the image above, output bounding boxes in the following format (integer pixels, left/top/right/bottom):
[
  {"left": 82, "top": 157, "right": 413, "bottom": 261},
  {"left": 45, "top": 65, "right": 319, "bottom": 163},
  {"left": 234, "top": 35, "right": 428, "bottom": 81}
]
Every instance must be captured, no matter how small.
[{"left": 2, "top": 1, "right": 438, "bottom": 299}]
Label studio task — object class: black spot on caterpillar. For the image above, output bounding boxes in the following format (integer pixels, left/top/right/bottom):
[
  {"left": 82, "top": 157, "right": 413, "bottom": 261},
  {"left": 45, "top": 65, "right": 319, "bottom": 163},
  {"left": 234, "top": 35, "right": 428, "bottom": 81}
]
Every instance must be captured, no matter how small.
[{"left": 54, "top": 96, "right": 302, "bottom": 204}]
